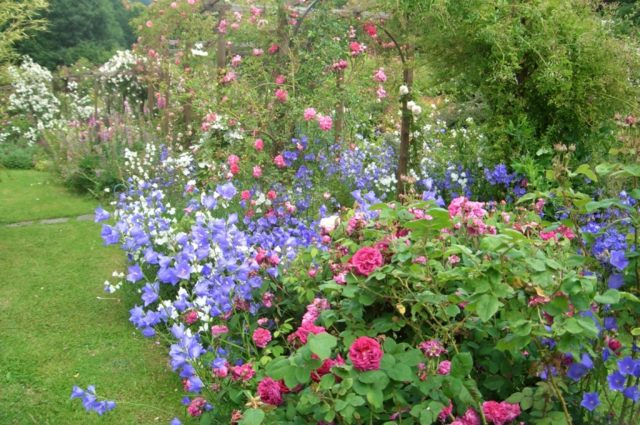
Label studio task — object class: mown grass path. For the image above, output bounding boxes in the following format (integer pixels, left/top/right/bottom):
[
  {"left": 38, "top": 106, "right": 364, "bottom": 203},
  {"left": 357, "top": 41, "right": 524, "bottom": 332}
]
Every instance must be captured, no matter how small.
[{"left": 0, "top": 170, "right": 180, "bottom": 424}]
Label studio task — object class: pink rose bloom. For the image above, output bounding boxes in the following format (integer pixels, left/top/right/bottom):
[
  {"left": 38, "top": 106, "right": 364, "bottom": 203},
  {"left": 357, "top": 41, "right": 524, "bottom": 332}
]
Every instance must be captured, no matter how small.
[
  {"left": 448, "top": 255, "right": 461, "bottom": 265},
  {"left": 211, "top": 325, "right": 229, "bottom": 336},
  {"left": 241, "top": 190, "right": 251, "bottom": 201},
  {"left": 252, "top": 48, "right": 264, "bottom": 56},
  {"left": 145, "top": 20, "right": 153, "bottom": 28},
  {"left": 331, "top": 59, "right": 348, "bottom": 71},
  {"left": 274, "top": 154, "right": 286, "bottom": 168},
  {"left": 187, "top": 397, "right": 206, "bottom": 417},
  {"left": 267, "top": 190, "right": 277, "bottom": 200},
  {"left": 262, "top": 291, "right": 274, "bottom": 307},
  {"left": 437, "top": 360, "right": 451, "bottom": 375},
  {"left": 218, "top": 19, "right": 228, "bottom": 34},
  {"left": 373, "top": 68, "right": 387, "bottom": 82},
  {"left": 268, "top": 43, "right": 280, "bottom": 54},
  {"left": 317, "top": 114, "right": 333, "bottom": 131},
  {"left": 349, "top": 336, "right": 383, "bottom": 371},
  {"left": 230, "top": 54, "right": 242, "bottom": 67},
  {"left": 275, "top": 88, "right": 288, "bottom": 102},
  {"left": 222, "top": 71, "right": 237, "bottom": 84},
  {"left": 376, "top": 85, "right": 387, "bottom": 99},
  {"left": 184, "top": 310, "right": 199, "bottom": 325},
  {"left": 230, "top": 363, "right": 255, "bottom": 381},
  {"left": 438, "top": 400, "right": 453, "bottom": 421},
  {"left": 349, "top": 41, "right": 366, "bottom": 56},
  {"left": 288, "top": 322, "right": 326, "bottom": 345},
  {"left": 252, "top": 166, "right": 262, "bottom": 179},
  {"left": 253, "top": 328, "right": 271, "bottom": 348},
  {"left": 350, "top": 246, "right": 383, "bottom": 276},
  {"left": 459, "top": 408, "right": 481, "bottom": 425},
  {"left": 418, "top": 339, "right": 446, "bottom": 357},
  {"left": 254, "top": 138, "right": 264, "bottom": 151},
  {"left": 188, "top": 0, "right": 197, "bottom": 4},
  {"left": 227, "top": 154, "right": 239, "bottom": 165},
  {"left": 413, "top": 256, "right": 427, "bottom": 264},
  {"left": 257, "top": 377, "right": 283, "bottom": 405},
  {"left": 171, "top": 2, "right": 177, "bottom": 8},
  {"left": 311, "top": 355, "right": 345, "bottom": 382},
  {"left": 363, "top": 22, "right": 377, "bottom": 37},
  {"left": 275, "top": 74, "right": 286, "bottom": 85},
  {"left": 540, "top": 230, "right": 557, "bottom": 241},
  {"left": 482, "top": 401, "right": 521, "bottom": 425},
  {"left": 303, "top": 108, "right": 317, "bottom": 121}
]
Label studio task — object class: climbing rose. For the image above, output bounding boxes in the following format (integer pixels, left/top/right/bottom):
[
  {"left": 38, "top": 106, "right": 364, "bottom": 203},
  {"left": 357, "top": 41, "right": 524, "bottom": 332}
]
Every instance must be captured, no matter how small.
[
  {"left": 257, "top": 377, "right": 283, "bottom": 405},
  {"left": 351, "top": 246, "right": 383, "bottom": 276},
  {"left": 317, "top": 114, "right": 333, "bottom": 131},
  {"left": 304, "top": 108, "right": 317, "bottom": 121},
  {"left": 373, "top": 67, "right": 387, "bottom": 82},
  {"left": 254, "top": 138, "right": 264, "bottom": 151},
  {"left": 274, "top": 155, "right": 286, "bottom": 168},
  {"left": 419, "top": 339, "right": 446, "bottom": 357},
  {"left": 481, "top": 401, "right": 521, "bottom": 425},
  {"left": 275, "top": 88, "right": 288, "bottom": 102},
  {"left": 252, "top": 327, "right": 272, "bottom": 348},
  {"left": 349, "top": 336, "right": 383, "bottom": 371},
  {"left": 363, "top": 21, "right": 377, "bottom": 37},
  {"left": 311, "top": 355, "right": 345, "bottom": 382}
]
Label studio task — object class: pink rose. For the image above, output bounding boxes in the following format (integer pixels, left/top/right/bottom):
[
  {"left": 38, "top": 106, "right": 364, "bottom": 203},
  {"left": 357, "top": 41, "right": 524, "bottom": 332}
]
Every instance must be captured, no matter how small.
[
  {"left": 303, "top": 107, "right": 317, "bottom": 121},
  {"left": 252, "top": 48, "right": 264, "bottom": 56},
  {"left": 439, "top": 400, "right": 453, "bottom": 421},
  {"left": 373, "top": 67, "right": 387, "bottom": 83},
  {"left": 482, "top": 401, "right": 521, "bottom": 425},
  {"left": 350, "top": 246, "right": 384, "bottom": 276},
  {"left": 348, "top": 336, "right": 383, "bottom": 371},
  {"left": 230, "top": 363, "right": 255, "bottom": 381},
  {"left": 275, "top": 74, "right": 286, "bottom": 85},
  {"left": 211, "top": 325, "right": 229, "bottom": 336},
  {"left": 254, "top": 138, "right": 264, "bottom": 151},
  {"left": 275, "top": 88, "right": 288, "bottom": 102},
  {"left": 253, "top": 327, "right": 272, "bottom": 348},
  {"left": 311, "top": 355, "right": 345, "bottom": 382},
  {"left": 184, "top": 310, "right": 198, "bottom": 325},
  {"left": 252, "top": 166, "right": 262, "bottom": 178},
  {"left": 274, "top": 154, "right": 286, "bottom": 168},
  {"left": 230, "top": 54, "right": 242, "bottom": 67},
  {"left": 257, "top": 377, "right": 283, "bottom": 405},
  {"left": 187, "top": 397, "right": 206, "bottom": 417},
  {"left": 241, "top": 190, "right": 251, "bottom": 200},
  {"left": 437, "top": 360, "right": 451, "bottom": 375},
  {"left": 317, "top": 114, "right": 333, "bottom": 131}
]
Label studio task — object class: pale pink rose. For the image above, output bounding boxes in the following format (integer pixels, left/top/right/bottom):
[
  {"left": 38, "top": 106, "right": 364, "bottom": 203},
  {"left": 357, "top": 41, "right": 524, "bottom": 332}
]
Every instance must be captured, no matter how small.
[
  {"left": 303, "top": 108, "right": 316, "bottom": 121},
  {"left": 252, "top": 166, "right": 262, "bottom": 178},
  {"left": 317, "top": 114, "right": 333, "bottom": 131},
  {"left": 254, "top": 138, "right": 264, "bottom": 151}
]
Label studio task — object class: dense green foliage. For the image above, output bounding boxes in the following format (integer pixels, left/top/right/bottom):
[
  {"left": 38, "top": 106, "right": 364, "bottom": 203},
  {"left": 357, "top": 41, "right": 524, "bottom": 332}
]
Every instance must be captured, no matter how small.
[
  {"left": 0, "top": 0, "right": 47, "bottom": 73},
  {"left": 415, "top": 0, "right": 639, "bottom": 160},
  {"left": 16, "top": 0, "right": 139, "bottom": 69}
]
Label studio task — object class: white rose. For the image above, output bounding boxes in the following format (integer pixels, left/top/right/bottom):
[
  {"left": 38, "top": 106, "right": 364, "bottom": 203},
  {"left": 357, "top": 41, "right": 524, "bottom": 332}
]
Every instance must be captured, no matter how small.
[{"left": 319, "top": 215, "right": 340, "bottom": 234}]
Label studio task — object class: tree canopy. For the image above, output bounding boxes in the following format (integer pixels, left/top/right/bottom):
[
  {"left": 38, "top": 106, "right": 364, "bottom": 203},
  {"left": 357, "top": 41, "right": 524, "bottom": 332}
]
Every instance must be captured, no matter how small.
[{"left": 16, "top": 0, "right": 139, "bottom": 69}]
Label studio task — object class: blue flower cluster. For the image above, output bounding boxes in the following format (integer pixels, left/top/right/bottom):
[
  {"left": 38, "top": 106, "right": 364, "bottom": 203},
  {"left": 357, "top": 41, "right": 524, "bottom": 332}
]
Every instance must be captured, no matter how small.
[{"left": 70, "top": 385, "right": 116, "bottom": 415}]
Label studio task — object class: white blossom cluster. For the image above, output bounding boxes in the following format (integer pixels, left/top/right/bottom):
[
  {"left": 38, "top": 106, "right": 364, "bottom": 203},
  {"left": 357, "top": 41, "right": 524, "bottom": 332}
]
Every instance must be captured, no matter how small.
[
  {"left": 65, "top": 80, "right": 94, "bottom": 120},
  {"left": 2, "top": 56, "right": 62, "bottom": 145},
  {"left": 99, "top": 50, "right": 144, "bottom": 99}
]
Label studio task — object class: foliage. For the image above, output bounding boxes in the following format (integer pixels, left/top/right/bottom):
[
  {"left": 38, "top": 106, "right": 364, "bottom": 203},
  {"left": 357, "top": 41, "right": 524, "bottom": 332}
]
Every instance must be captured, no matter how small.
[
  {"left": 16, "top": 0, "right": 139, "bottom": 69},
  {"left": 414, "top": 0, "right": 639, "bottom": 160},
  {"left": 0, "top": 0, "right": 47, "bottom": 71}
]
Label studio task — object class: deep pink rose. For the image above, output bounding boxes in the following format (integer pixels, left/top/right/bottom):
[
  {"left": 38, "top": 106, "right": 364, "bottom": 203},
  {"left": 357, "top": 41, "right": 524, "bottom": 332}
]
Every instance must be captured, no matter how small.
[
  {"left": 350, "top": 247, "right": 383, "bottom": 276},
  {"left": 257, "top": 377, "right": 283, "bottom": 405},
  {"left": 482, "top": 401, "right": 521, "bottom": 425},
  {"left": 349, "top": 336, "right": 383, "bottom": 371},
  {"left": 230, "top": 363, "right": 255, "bottom": 381},
  {"left": 252, "top": 327, "right": 272, "bottom": 348},
  {"left": 311, "top": 355, "right": 345, "bottom": 382}
]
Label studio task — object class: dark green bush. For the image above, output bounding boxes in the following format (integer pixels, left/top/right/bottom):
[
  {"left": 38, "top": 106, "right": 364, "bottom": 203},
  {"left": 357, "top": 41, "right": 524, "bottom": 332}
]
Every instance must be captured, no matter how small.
[{"left": 0, "top": 146, "right": 36, "bottom": 169}]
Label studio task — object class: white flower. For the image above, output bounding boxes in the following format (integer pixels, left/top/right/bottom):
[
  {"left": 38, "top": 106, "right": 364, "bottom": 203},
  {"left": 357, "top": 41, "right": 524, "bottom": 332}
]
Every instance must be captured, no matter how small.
[
  {"left": 399, "top": 85, "right": 409, "bottom": 96},
  {"left": 319, "top": 215, "right": 340, "bottom": 233}
]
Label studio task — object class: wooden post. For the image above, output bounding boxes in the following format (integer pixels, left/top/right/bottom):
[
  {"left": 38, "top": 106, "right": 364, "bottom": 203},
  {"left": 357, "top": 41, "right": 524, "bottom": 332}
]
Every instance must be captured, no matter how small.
[
  {"left": 334, "top": 68, "right": 344, "bottom": 143},
  {"left": 396, "top": 65, "right": 413, "bottom": 196}
]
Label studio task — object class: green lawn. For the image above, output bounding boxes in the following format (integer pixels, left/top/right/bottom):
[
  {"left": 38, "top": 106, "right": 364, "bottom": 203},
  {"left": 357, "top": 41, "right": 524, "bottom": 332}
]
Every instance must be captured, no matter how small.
[
  {"left": 0, "top": 172, "right": 181, "bottom": 424},
  {"left": 0, "top": 170, "right": 97, "bottom": 223}
]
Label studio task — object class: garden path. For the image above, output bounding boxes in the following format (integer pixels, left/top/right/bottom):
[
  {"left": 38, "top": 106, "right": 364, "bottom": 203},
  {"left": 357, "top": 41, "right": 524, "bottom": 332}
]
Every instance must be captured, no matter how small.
[{"left": 0, "top": 170, "right": 181, "bottom": 424}]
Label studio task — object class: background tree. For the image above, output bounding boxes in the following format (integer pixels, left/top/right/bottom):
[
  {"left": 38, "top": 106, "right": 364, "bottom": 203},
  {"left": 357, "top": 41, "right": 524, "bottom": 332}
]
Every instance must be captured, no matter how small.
[
  {"left": 0, "top": 0, "right": 48, "bottom": 69},
  {"left": 414, "top": 0, "right": 639, "bottom": 161},
  {"left": 16, "top": 0, "right": 139, "bottom": 69}
]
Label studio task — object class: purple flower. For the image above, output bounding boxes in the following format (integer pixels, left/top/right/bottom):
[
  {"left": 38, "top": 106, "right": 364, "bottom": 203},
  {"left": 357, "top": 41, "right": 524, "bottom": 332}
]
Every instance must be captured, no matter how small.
[
  {"left": 623, "top": 386, "right": 640, "bottom": 402},
  {"left": 94, "top": 207, "right": 110, "bottom": 223},
  {"left": 171, "top": 419, "right": 182, "bottom": 425},
  {"left": 216, "top": 182, "right": 237, "bottom": 200},
  {"left": 608, "top": 371, "right": 627, "bottom": 391},
  {"left": 610, "top": 250, "right": 629, "bottom": 270},
  {"left": 567, "top": 362, "right": 589, "bottom": 381},
  {"left": 100, "top": 224, "right": 120, "bottom": 245},
  {"left": 618, "top": 357, "right": 637, "bottom": 376},
  {"left": 609, "top": 274, "right": 625, "bottom": 289},
  {"left": 70, "top": 385, "right": 116, "bottom": 415},
  {"left": 580, "top": 392, "right": 600, "bottom": 411},
  {"left": 127, "top": 264, "right": 144, "bottom": 282}
]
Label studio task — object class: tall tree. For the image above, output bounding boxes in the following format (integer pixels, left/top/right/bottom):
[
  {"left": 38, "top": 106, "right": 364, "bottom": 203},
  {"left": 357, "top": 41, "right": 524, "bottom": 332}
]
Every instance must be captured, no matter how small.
[
  {"left": 17, "top": 0, "right": 137, "bottom": 69},
  {"left": 0, "top": 0, "right": 48, "bottom": 66}
]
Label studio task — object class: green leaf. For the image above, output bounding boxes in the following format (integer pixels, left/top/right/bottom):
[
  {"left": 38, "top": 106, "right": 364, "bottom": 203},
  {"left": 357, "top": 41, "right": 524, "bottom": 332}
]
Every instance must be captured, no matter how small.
[
  {"left": 450, "top": 352, "right": 473, "bottom": 378},
  {"left": 308, "top": 333, "right": 337, "bottom": 360},
  {"left": 574, "top": 164, "right": 598, "bottom": 182},
  {"left": 594, "top": 289, "right": 620, "bottom": 305},
  {"left": 366, "top": 388, "right": 384, "bottom": 409},
  {"left": 239, "top": 409, "right": 265, "bottom": 425},
  {"left": 474, "top": 294, "right": 502, "bottom": 322},
  {"left": 386, "top": 363, "right": 414, "bottom": 382}
]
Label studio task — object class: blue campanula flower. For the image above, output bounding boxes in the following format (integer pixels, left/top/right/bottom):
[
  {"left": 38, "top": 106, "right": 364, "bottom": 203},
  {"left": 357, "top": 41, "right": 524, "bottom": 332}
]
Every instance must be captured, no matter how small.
[
  {"left": 610, "top": 250, "right": 629, "bottom": 270},
  {"left": 608, "top": 371, "right": 627, "bottom": 391},
  {"left": 580, "top": 392, "right": 600, "bottom": 411},
  {"left": 94, "top": 207, "right": 110, "bottom": 222}
]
